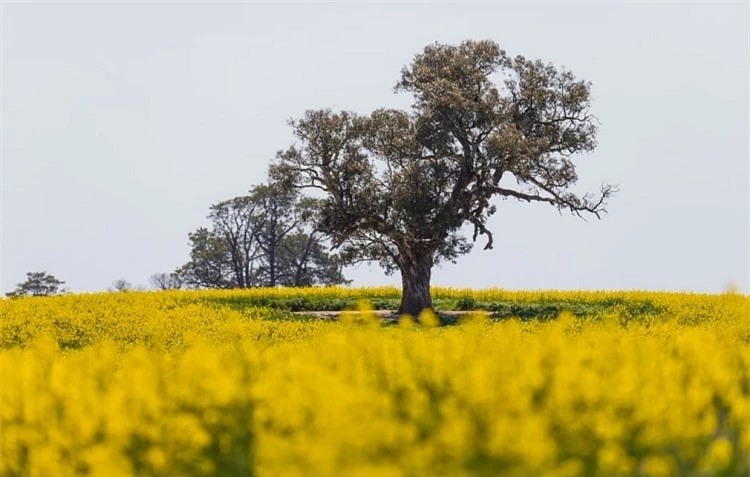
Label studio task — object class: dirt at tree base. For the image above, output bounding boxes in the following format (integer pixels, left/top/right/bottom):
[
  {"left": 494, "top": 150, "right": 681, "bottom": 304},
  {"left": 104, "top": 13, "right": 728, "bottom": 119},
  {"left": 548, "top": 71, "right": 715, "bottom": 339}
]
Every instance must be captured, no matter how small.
[{"left": 293, "top": 310, "right": 480, "bottom": 323}]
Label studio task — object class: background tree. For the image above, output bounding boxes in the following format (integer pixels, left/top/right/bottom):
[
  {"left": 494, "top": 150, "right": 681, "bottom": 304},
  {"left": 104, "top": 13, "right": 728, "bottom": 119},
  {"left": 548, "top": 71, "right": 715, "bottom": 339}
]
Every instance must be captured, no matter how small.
[
  {"left": 275, "top": 231, "right": 350, "bottom": 286},
  {"left": 6, "top": 271, "right": 66, "bottom": 297},
  {"left": 251, "top": 184, "right": 298, "bottom": 287},
  {"left": 149, "top": 272, "right": 184, "bottom": 290},
  {"left": 207, "top": 195, "right": 265, "bottom": 288},
  {"left": 178, "top": 183, "right": 348, "bottom": 289},
  {"left": 271, "top": 39, "right": 616, "bottom": 315},
  {"left": 110, "top": 279, "right": 133, "bottom": 292},
  {"left": 250, "top": 186, "right": 345, "bottom": 287},
  {"left": 177, "top": 227, "right": 243, "bottom": 289}
]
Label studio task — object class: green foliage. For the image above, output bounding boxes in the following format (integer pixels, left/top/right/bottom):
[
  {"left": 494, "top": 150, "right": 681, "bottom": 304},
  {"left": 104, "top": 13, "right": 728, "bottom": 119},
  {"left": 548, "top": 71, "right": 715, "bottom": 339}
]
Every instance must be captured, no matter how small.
[
  {"left": 271, "top": 39, "right": 615, "bottom": 314},
  {"left": 6, "top": 271, "right": 66, "bottom": 298},
  {"left": 196, "top": 293, "right": 663, "bottom": 323},
  {"left": 177, "top": 183, "right": 348, "bottom": 289}
]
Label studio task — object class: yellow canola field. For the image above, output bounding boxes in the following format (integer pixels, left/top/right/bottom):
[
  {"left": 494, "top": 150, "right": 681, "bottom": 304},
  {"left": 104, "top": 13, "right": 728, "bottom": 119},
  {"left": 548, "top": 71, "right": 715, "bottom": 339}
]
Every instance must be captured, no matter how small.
[{"left": 1, "top": 289, "right": 748, "bottom": 477}]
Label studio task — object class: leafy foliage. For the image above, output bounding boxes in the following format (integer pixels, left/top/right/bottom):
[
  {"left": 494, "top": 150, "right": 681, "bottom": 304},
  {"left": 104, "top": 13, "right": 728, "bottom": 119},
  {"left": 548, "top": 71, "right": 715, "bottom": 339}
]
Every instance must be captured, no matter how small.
[
  {"left": 5, "top": 271, "right": 66, "bottom": 298},
  {"left": 271, "top": 40, "right": 615, "bottom": 314},
  {"left": 176, "top": 183, "right": 348, "bottom": 289}
]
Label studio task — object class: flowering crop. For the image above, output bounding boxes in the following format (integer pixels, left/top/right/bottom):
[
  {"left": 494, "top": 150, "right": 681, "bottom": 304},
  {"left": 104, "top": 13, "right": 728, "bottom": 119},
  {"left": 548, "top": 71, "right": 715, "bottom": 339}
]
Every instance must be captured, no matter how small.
[{"left": 1, "top": 289, "right": 748, "bottom": 476}]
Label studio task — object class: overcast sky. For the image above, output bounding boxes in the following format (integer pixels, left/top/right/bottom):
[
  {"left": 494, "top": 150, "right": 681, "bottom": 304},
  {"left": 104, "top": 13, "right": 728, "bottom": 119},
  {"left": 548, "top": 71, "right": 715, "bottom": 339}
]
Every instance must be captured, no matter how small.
[{"left": 2, "top": 2, "right": 748, "bottom": 294}]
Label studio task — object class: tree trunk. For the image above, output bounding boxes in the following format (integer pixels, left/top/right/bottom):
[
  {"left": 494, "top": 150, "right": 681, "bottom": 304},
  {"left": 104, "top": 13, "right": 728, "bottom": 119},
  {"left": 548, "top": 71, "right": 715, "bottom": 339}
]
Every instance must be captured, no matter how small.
[
  {"left": 269, "top": 246, "right": 276, "bottom": 287},
  {"left": 398, "top": 247, "right": 434, "bottom": 316},
  {"left": 268, "top": 228, "right": 277, "bottom": 287}
]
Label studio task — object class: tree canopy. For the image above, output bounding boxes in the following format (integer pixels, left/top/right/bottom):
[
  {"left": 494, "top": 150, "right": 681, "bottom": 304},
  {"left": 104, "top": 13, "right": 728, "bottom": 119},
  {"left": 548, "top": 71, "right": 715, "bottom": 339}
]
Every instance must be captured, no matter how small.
[
  {"left": 110, "top": 279, "right": 133, "bottom": 292},
  {"left": 176, "top": 183, "right": 349, "bottom": 289},
  {"left": 6, "top": 271, "right": 66, "bottom": 298},
  {"left": 271, "top": 39, "right": 615, "bottom": 315},
  {"left": 149, "top": 272, "right": 184, "bottom": 291}
]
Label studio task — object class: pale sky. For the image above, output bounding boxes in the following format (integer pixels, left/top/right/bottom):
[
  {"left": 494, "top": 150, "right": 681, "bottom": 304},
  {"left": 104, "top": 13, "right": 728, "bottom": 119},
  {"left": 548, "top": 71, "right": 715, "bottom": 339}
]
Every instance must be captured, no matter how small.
[{"left": 2, "top": 2, "right": 748, "bottom": 294}]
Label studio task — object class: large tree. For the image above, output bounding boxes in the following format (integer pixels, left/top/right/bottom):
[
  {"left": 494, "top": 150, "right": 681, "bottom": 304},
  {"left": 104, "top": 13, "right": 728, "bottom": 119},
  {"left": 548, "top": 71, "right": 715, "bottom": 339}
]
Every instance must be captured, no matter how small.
[{"left": 271, "top": 40, "right": 615, "bottom": 315}]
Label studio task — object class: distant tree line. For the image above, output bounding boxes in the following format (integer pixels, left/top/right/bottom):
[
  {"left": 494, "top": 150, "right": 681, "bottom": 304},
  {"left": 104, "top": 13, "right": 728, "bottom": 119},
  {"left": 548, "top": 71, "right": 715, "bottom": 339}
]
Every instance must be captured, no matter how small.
[
  {"left": 151, "top": 183, "right": 349, "bottom": 290},
  {"left": 6, "top": 184, "right": 349, "bottom": 298}
]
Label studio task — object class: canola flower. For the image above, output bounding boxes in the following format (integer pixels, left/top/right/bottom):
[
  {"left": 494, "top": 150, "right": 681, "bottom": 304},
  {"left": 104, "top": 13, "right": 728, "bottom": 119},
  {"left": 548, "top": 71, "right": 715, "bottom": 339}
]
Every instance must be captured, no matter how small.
[{"left": 1, "top": 289, "right": 748, "bottom": 476}]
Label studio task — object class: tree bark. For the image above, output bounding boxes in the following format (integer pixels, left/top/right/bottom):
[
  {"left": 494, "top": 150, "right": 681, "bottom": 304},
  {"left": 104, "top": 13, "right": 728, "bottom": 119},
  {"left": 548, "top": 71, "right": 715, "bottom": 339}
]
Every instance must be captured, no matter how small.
[{"left": 398, "top": 247, "right": 434, "bottom": 316}]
